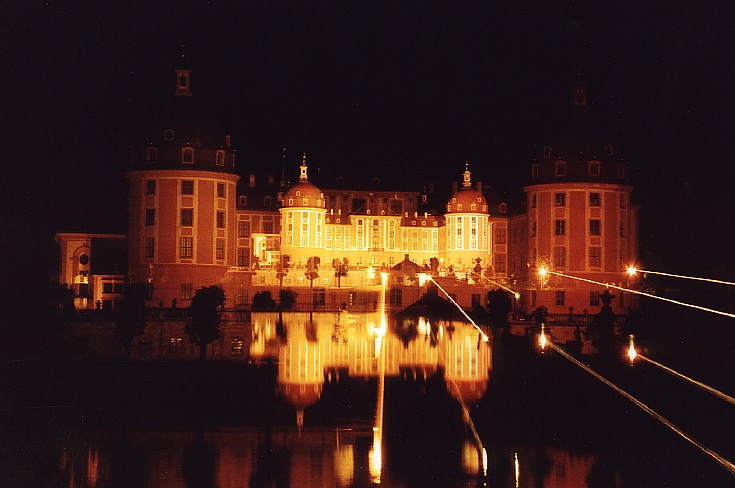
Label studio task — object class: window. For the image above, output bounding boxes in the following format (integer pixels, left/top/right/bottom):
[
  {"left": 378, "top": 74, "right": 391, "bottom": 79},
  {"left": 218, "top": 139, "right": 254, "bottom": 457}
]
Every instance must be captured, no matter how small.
[
  {"left": 180, "top": 237, "right": 193, "bottom": 258},
  {"left": 554, "top": 246, "right": 566, "bottom": 268},
  {"left": 530, "top": 221, "right": 536, "bottom": 237},
  {"left": 237, "top": 247, "right": 249, "bottom": 267},
  {"left": 181, "top": 208, "right": 193, "bottom": 227},
  {"left": 604, "top": 144, "right": 614, "bottom": 156},
  {"left": 589, "top": 247, "right": 601, "bottom": 267},
  {"left": 217, "top": 211, "right": 225, "bottom": 228},
  {"left": 181, "top": 180, "right": 194, "bottom": 194},
  {"left": 472, "top": 294, "right": 482, "bottom": 308},
  {"left": 619, "top": 194, "right": 626, "bottom": 208},
  {"left": 239, "top": 195, "right": 247, "bottom": 207},
  {"left": 555, "top": 220, "right": 566, "bottom": 236},
  {"left": 499, "top": 203, "right": 507, "bottom": 214},
  {"left": 217, "top": 183, "right": 225, "bottom": 197},
  {"left": 180, "top": 283, "right": 192, "bottom": 300},
  {"left": 555, "top": 290, "right": 565, "bottom": 306},
  {"left": 555, "top": 193, "right": 566, "bottom": 207},
  {"left": 145, "top": 237, "right": 154, "bottom": 258},
  {"left": 216, "top": 238, "right": 225, "bottom": 260},
  {"left": 146, "top": 147, "right": 157, "bottom": 164},
  {"left": 231, "top": 338, "right": 244, "bottom": 355},
  {"left": 216, "top": 150, "right": 225, "bottom": 166},
  {"left": 457, "top": 204, "right": 463, "bottom": 211},
  {"left": 495, "top": 227, "right": 506, "bottom": 244},
  {"left": 236, "top": 289, "right": 248, "bottom": 305},
  {"left": 389, "top": 288, "right": 402, "bottom": 308},
  {"left": 238, "top": 221, "right": 250, "bottom": 238},
  {"left": 590, "top": 291, "right": 600, "bottom": 306},
  {"left": 531, "top": 163, "right": 539, "bottom": 179},
  {"left": 163, "top": 129, "right": 174, "bottom": 141},
  {"left": 619, "top": 222, "right": 625, "bottom": 238},
  {"left": 590, "top": 193, "right": 600, "bottom": 207},
  {"left": 555, "top": 161, "right": 566, "bottom": 176},
  {"left": 263, "top": 220, "right": 274, "bottom": 234},
  {"left": 531, "top": 194, "right": 536, "bottom": 208},
  {"left": 264, "top": 196, "right": 272, "bottom": 207},
  {"left": 589, "top": 219, "right": 601, "bottom": 236},
  {"left": 182, "top": 147, "right": 194, "bottom": 164},
  {"left": 145, "top": 180, "right": 156, "bottom": 195},
  {"left": 589, "top": 161, "right": 600, "bottom": 176},
  {"left": 495, "top": 254, "right": 506, "bottom": 273},
  {"left": 145, "top": 208, "right": 155, "bottom": 226},
  {"left": 617, "top": 163, "right": 626, "bottom": 179},
  {"left": 543, "top": 146, "right": 552, "bottom": 159}
]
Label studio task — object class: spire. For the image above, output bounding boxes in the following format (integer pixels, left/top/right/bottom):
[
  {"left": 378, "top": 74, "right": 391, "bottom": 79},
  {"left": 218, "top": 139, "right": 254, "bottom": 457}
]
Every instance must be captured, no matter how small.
[
  {"left": 174, "top": 45, "right": 192, "bottom": 97},
  {"left": 300, "top": 152, "right": 308, "bottom": 181},
  {"left": 462, "top": 161, "right": 472, "bottom": 189}
]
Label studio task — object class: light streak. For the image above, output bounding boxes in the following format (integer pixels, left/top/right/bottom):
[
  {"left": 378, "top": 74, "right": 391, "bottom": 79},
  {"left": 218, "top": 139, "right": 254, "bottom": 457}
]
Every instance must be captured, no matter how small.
[
  {"left": 638, "top": 354, "right": 735, "bottom": 407},
  {"left": 544, "top": 270, "right": 735, "bottom": 320},
  {"left": 426, "top": 276, "right": 489, "bottom": 341},
  {"left": 631, "top": 268, "right": 735, "bottom": 287},
  {"left": 550, "top": 342, "right": 735, "bottom": 476},
  {"left": 471, "top": 272, "right": 519, "bottom": 297}
]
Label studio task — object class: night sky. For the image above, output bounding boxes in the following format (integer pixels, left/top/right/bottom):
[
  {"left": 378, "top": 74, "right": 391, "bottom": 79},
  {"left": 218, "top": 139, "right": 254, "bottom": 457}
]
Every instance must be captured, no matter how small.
[{"left": 4, "top": 1, "right": 735, "bottom": 289}]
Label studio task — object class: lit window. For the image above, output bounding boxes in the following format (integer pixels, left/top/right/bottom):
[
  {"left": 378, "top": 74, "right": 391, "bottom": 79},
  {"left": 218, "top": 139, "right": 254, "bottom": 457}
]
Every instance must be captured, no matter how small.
[
  {"left": 146, "top": 180, "right": 156, "bottom": 195},
  {"left": 231, "top": 338, "right": 243, "bottom": 355},
  {"left": 182, "top": 147, "right": 194, "bottom": 164},
  {"left": 589, "top": 219, "right": 601, "bottom": 236},
  {"left": 471, "top": 203, "right": 477, "bottom": 211},
  {"left": 180, "top": 237, "right": 193, "bottom": 258},
  {"left": 146, "top": 147, "right": 157, "bottom": 164},
  {"left": 181, "top": 208, "right": 193, "bottom": 227},
  {"left": 457, "top": 204, "right": 462, "bottom": 211},
  {"left": 216, "top": 150, "right": 225, "bottom": 166},
  {"left": 145, "top": 208, "right": 155, "bottom": 226},
  {"left": 590, "top": 193, "right": 600, "bottom": 207},
  {"left": 555, "top": 193, "right": 566, "bottom": 207},
  {"left": 181, "top": 180, "right": 194, "bottom": 194},
  {"left": 555, "top": 161, "right": 566, "bottom": 176},
  {"left": 217, "top": 183, "right": 225, "bottom": 197}
]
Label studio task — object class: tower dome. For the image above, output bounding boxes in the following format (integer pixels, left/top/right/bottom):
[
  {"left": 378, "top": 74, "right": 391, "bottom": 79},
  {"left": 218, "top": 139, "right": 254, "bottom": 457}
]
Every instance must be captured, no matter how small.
[
  {"left": 445, "top": 164, "right": 488, "bottom": 214},
  {"left": 282, "top": 154, "right": 325, "bottom": 208}
]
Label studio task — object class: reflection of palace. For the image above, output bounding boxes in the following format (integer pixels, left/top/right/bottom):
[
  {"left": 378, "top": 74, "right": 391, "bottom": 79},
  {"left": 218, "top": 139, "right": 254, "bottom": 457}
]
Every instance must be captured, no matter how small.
[
  {"left": 277, "top": 313, "right": 492, "bottom": 414},
  {"left": 55, "top": 61, "right": 638, "bottom": 316}
]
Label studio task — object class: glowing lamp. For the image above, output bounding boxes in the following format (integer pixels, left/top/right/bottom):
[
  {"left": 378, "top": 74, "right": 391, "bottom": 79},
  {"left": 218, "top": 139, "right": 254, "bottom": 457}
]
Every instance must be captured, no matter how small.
[
  {"left": 627, "top": 334, "right": 637, "bottom": 363},
  {"left": 418, "top": 273, "right": 429, "bottom": 287},
  {"left": 514, "top": 293, "right": 520, "bottom": 300},
  {"left": 627, "top": 266, "right": 637, "bottom": 277},
  {"left": 380, "top": 272, "right": 388, "bottom": 286},
  {"left": 539, "top": 324, "right": 547, "bottom": 350},
  {"left": 538, "top": 267, "right": 548, "bottom": 278}
]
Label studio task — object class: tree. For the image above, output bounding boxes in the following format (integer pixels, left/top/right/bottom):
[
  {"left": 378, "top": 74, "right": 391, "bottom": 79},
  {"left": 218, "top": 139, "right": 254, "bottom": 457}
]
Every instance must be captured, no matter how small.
[
  {"left": 306, "top": 256, "right": 320, "bottom": 309},
  {"left": 333, "top": 258, "right": 348, "bottom": 288},
  {"left": 185, "top": 286, "right": 226, "bottom": 361},
  {"left": 115, "top": 283, "right": 149, "bottom": 359},
  {"left": 278, "top": 289, "right": 297, "bottom": 311},
  {"left": 251, "top": 290, "right": 277, "bottom": 311}
]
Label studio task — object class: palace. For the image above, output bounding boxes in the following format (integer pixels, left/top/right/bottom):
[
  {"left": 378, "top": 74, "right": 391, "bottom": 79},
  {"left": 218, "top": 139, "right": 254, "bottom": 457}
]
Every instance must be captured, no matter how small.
[{"left": 56, "top": 65, "right": 639, "bottom": 316}]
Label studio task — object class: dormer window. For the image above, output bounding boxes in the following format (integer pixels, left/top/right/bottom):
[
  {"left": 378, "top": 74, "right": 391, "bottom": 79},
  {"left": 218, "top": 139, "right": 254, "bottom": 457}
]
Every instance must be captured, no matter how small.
[
  {"left": 543, "top": 146, "right": 552, "bottom": 159},
  {"left": 264, "top": 196, "right": 272, "bottom": 207},
  {"left": 482, "top": 204, "right": 487, "bottom": 212},
  {"left": 182, "top": 147, "right": 194, "bottom": 164},
  {"left": 225, "top": 135, "right": 231, "bottom": 147},
  {"left": 499, "top": 203, "right": 507, "bottom": 214},
  {"left": 471, "top": 203, "right": 477, "bottom": 211},
  {"left": 216, "top": 150, "right": 225, "bottom": 166},
  {"left": 317, "top": 199, "right": 322, "bottom": 206},
  {"left": 296, "top": 191, "right": 301, "bottom": 197},
  {"left": 288, "top": 198, "right": 293, "bottom": 206},
  {"left": 457, "top": 204, "right": 463, "bottom": 211},
  {"left": 589, "top": 160, "right": 600, "bottom": 177},
  {"left": 303, "top": 199, "right": 308, "bottom": 206},
  {"left": 146, "top": 147, "right": 157, "bottom": 164},
  {"left": 617, "top": 163, "right": 626, "bottom": 179},
  {"left": 164, "top": 129, "right": 174, "bottom": 141},
  {"left": 447, "top": 204, "right": 452, "bottom": 212},
  {"left": 249, "top": 174, "right": 255, "bottom": 188},
  {"left": 239, "top": 195, "right": 247, "bottom": 206},
  {"left": 554, "top": 161, "right": 567, "bottom": 176},
  {"left": 532, "top": 163, "right": 539, "bottom": 179},
  {"left": 605, "top": 144, "right": 614, "bottom": 156}
]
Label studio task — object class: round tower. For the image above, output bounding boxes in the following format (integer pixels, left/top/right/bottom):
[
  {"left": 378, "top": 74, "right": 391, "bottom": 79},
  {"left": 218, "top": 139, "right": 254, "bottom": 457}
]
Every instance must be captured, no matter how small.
[
  {"left": 279, "top": 154, "right": 327, "bottom": 268},
  {"left": 124, "top": 60, "right": 240, "bottom": 306},
  {"left": 442, "top": 164, "right": 490, "bottom": 272}
]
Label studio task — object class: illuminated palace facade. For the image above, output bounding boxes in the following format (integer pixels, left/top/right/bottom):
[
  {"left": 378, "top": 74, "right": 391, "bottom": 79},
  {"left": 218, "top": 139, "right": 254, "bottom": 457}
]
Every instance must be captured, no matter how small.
[{"left": 56, "top": 69, "right": 638, "bottom": 316}]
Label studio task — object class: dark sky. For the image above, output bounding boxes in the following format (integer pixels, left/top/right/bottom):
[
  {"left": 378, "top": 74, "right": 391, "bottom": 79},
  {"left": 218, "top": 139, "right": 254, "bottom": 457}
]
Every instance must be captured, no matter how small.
[{"left": 3, "top": 1, "right": 735, "bottom": 286}]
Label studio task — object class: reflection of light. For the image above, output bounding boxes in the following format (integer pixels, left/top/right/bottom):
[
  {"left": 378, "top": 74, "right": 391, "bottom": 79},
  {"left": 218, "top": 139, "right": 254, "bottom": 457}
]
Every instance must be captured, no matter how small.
[
  {"left": 514, "top": 292, "right": 520, "bottom": 300},
  {"left": 380, "top": 272, "right": 388, "bottom": 287},
  {"left": 369, "top": 430, "right": 382, "bottom": 483},
  {"left": 628, "top": 335, "right": 637, "bottom": 363},
  {"left": 539, "top": 324, "right": 547, "bottom": 350},
  {"left": 461, "top": 440, "right": 479, "bottom": 474},
  {"left": 334, "top": 442, "right": 354, "bottom": 487},
  {"left": 538, "top": 267, "right": 548, "bottom": 277},
  {"left": 367, "top": 266, "right": 375, "bottom": 280},
  {"left": 418, "top": 273, "right": 429, "bottom": 286},
  {"left": 627, "top": 266, "right": 637, "bottom": 277},
  {"left": 514, "top": 452, "right": 520, "bottom": 488},
  {"left": 481, "top": 447, "right": 488, "bottom": 477}
]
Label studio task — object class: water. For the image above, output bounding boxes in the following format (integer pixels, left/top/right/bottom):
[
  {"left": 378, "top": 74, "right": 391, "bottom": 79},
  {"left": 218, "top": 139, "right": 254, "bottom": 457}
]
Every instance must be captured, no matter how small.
[{"left": 3, "top": 311, "right": 735, "bottom": 487}]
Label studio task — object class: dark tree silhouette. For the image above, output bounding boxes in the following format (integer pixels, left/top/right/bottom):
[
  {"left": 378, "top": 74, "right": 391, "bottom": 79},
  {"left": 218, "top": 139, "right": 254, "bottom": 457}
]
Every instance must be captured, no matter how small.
[
  {"left": 486, "top": 289, "right": 513, "bottom": 336},
  {"left": 278, "top": 289, "right": 297, "bottom": 311},
  {"left": 251, "top": 291, "right": 277, "bottom": 311},
  {"left": 115, "top": 282, "right": 149, "bottom": 359},
  {"left": 333, "top": 258, "right": 348, "bottom": 288},
  {"left": 185, "top": 286, "right": 226, "bottom": 361}
]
